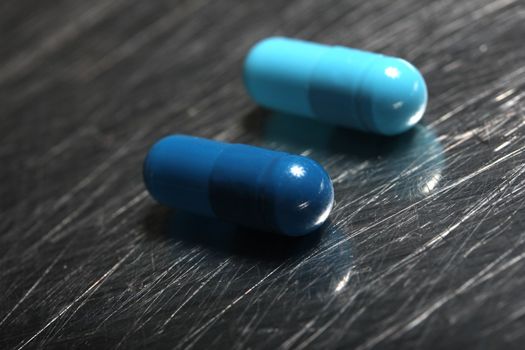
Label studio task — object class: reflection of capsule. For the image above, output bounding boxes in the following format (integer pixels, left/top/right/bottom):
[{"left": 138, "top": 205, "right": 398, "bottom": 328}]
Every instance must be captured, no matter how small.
[
  {"left": 244, "top": 37, "right": 428, "bottom": 136},
  {"left": 261, "top": 113, "right": 444, "bottom": 199},
  {"left": 143, "top": 135, "right": 334, "bottom": 236}
]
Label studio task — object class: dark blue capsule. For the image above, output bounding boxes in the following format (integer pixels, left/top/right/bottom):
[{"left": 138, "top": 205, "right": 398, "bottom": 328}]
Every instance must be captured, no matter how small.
[{"left": 143, "top": 135, "right": 334, "bottom": 236}]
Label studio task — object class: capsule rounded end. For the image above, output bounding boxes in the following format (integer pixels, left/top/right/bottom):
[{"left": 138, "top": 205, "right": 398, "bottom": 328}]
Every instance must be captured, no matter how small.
[
  {"left": 244, "top": 37, "right": 328, "bottom": 117},
  {"left": 270, "top": 156, "right": 334, "bottom": 236},
  {"left": 143, "top": 135, "right": 224, "bottom": 217},
  {"left": 143, "top": 137, "right": 168, "bottom": 205},
  {"left": 243, "top": 37, "right": 274, "bottom": 99},
  {"left": 367, "top": 58, "right": 428, "bottom": 136}
]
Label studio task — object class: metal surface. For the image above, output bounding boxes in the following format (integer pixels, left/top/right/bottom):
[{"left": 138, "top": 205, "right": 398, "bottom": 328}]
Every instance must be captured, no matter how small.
[{"left": 1, "top": 0, "right": 524, "bottom": 349}]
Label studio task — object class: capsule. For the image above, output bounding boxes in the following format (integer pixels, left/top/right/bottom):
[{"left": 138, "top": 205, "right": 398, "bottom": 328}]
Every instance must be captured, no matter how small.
[
  {"left": 143, "top": 135, "right": 334, "bottom": 236},
  {"left": 244, "top": 37, "right": 428, "bottom": 136}
]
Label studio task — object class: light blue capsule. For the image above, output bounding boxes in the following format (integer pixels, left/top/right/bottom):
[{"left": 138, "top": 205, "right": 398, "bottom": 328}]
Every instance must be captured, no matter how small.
[{"left": 244, "top": 37, "right": 428, "bottom": 136}]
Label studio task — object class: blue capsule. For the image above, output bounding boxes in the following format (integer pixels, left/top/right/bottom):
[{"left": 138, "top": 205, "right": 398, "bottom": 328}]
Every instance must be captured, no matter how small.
[
  {"left": 244, "top": 37, "right": 428, "bottom": 136},
  {"left": 143, "top": 135, "right": 334, "bottom": 236}
]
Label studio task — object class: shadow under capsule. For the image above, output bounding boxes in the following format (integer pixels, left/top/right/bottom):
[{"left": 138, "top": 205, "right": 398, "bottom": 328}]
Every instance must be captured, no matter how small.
[
  {"left": 141, "top": 204, "right": 356, "bottom": 296},
  {"left": 141, "top": 205, "right": 326, "bottom": 262},
  {"left": 243, "top": 108, "right": 446, "bottom": 199}
]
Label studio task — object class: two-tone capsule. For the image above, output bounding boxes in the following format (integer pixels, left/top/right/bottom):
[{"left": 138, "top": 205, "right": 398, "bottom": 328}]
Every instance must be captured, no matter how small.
[
  {"left": 244, "top": 37, "right": 428, "bottom": 135},
  {"left": 143, "top": 135, "right": 334, "bottom": 236}
]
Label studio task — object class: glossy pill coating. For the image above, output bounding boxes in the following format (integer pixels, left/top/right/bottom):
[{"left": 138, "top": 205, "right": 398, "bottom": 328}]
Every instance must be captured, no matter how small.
[
  {"left": 244, "top": 37, "right": 428, "bottom": 136},
  {"left": 143, "top": 135, "right": 334, "bottom": 236}
]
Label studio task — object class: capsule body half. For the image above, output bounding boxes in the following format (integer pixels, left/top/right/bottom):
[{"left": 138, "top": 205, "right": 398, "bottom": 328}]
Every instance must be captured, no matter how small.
[
  {"left": 244, "top": 37, "right": 428, "bottom": 136},
  {"left": 143, "top": 135, "right": 334, "bottom": 236}
]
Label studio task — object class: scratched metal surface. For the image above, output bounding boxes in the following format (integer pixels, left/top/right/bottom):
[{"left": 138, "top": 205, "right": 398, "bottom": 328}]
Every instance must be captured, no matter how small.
[{"left": 1, "top": 0, "right": 525, "bottom": 349}]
